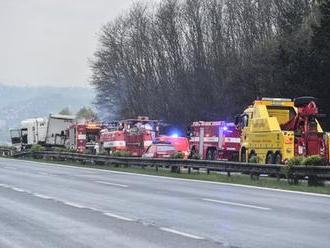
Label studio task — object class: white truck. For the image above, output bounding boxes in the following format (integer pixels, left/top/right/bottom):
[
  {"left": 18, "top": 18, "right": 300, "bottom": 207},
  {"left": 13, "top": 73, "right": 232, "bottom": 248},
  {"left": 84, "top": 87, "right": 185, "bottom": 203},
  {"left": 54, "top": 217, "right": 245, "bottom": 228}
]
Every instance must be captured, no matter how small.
[
  {"left": 10, "top": 117, "right": 48, "bottom": 150},
  {"left": 45, "top": 114, "right": 75, "bottom": 146},
  {"left": 10, "top": 114, "right": 75, "bottom": 150}
]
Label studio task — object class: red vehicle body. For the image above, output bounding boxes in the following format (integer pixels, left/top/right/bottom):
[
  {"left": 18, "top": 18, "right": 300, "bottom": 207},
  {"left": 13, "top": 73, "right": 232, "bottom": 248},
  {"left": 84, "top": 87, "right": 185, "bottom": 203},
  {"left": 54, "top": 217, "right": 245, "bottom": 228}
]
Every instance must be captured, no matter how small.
[
  {"left": 157, "top": 136, "right": 190, "bottom": 157},
  {"left": 142, "top": 142, "right": 177, "bottom": 158},
  {"left": 67, "top": 123, "right": 103, "bottom": 153},
  {"left": 189, "top": 121, "right": 241, "bottom": 160},
  {"left": 281, "top": 97, "right": 329, "bottom": 161},
  {"left": 100, "top": 117, "right": 160, "bottom": 156}
]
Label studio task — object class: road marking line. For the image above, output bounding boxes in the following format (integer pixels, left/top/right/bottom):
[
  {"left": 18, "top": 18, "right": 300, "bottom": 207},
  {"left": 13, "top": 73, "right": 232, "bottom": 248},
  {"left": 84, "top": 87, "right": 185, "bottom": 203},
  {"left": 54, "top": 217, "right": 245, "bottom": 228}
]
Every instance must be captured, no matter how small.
[
  {"left": 95, "top": 180, "right": 128, "bottom": 188},
  {"left": 37, "top": 172, "right": 53, "bottom": 176},
  {"left": 103, "top": 212, "right": 135, "bottom": 221},
  {"left": 0, "top": 180, "right": 137, "bottom": 222},
  {"left": 12, "top": 187, "right": 26, "bottom": 192},
  {"left": 202, "top": 198, "right": 271, "bottom": 210},
  {"left": 0, "top": 184, "right": 32, "bottom": 194},
  {"left": 32, "top": 193, "right": 53, "bottom": 200},
  {"left": 5, "top": 158, "right": 330, "bottom": 198},
  {"left": 159, "top": 227, "right": 205, "bottom": 240},
  {"left": 3, "top": 166, "right": 17, "bottom": 170},
  {"left": 63, "top": 201, "right": 86, "bottom": 209}
]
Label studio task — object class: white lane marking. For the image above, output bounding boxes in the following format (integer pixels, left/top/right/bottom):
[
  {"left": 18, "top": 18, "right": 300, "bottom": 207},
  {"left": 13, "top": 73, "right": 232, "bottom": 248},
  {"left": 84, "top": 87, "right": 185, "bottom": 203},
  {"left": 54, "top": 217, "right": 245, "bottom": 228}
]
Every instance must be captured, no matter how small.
[
  {"left": 159, "top": 227, "right": 205, "bottom": 240},
  {"left": 4, "top": 158, "right": 330, "bottom": 198},
  {"left": 12, "top": 187, "right": 26, "bottom": 193},
  {"left": 103, "top": 212, "right": 135, "bottom": 221},
  {"left": 95, "top": 180, "right": 128, "bottom": 188},
  {"left": 0, "top": 183, "right": 10, "bottom": 188},
  {"left": 0, "top": 181, "right": 137, "bottom": 222},
  {"left": 202, "top": 198, "right": 271, "bottom": 210},
  {"left": 32, "top": 193, "right": 53, "bottom": 200},
  {"left": 3, "top": 166, "right": 17, "bottom": 170},
  {"left": 63, "top": 201, "right": 86, "bottom": 209},
  {"left": 0, "top": 184, "right": 32, "bottom": 194},
  {"left": 37, "top": 172, "right": 54, "bottom": 176}
]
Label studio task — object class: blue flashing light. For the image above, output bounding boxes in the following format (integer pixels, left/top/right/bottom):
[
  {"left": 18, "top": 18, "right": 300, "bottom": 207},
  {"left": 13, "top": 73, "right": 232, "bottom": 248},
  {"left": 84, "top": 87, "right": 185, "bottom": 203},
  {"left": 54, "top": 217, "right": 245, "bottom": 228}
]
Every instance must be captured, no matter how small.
[
  {"left": 222, "top": 126, "right": 228, "bottom": 131},
  {"left": 171, "top": 133, "right": 179, "bottom": 138}
]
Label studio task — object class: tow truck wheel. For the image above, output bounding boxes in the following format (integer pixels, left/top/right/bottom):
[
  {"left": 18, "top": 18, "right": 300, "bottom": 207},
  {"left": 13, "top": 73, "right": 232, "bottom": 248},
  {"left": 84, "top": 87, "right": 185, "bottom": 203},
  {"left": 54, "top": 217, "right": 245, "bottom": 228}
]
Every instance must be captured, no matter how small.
[
  {"left": 266, "top": 152, "right": 274, "bottom": 164},
  {"left": 241, "top": 148, "right": 247, "bottom": 162},
  {"left": 274, "top": 153, "right": 282, "bottom": 164},
  {"left": 248, "top": 151, "right": 257, "bottom": 163},
  {"left": 206, "top": 149, "right": 215, "bottom": 160},
  {"left": 189, "top": 147, "right": 197, "bottom": 159}
]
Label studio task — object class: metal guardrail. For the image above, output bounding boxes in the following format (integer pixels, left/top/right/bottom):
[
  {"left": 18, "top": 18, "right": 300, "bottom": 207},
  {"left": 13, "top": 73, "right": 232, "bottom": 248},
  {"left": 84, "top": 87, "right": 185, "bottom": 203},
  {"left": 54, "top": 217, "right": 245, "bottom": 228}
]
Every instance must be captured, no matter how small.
[
  {"left": 8, "top": 151, "right": 330, "bottom": 182},
  {"left": 0, "top": 146, "right": 16, "bottom": 157}
]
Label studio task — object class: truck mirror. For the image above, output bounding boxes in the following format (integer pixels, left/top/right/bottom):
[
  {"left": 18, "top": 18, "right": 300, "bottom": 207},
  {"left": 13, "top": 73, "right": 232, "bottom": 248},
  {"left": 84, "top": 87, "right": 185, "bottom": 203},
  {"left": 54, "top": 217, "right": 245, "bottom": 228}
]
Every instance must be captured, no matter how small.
[{"left": 234, "top": 115, "right": 240, "bottom": 126}]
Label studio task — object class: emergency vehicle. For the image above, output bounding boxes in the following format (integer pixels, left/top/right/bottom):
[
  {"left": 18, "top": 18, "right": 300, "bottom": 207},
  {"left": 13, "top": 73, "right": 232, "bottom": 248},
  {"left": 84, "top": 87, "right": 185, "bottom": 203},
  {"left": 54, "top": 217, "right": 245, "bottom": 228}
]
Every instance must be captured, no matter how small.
[
  {"left": 188, "top": 121, "right": 241, "bottom": 160},
  {"left": 142, "top": 142, "right": 177, "bottom": 158},
  {"left": 66, "top": 122, "right": 103, "bottom": 153},
  {"left": 100, "top": 117, "right": 160, "bottom": 156},
  {"left": 236, "top": 97, "right": 330, "bottom": 164},
  {"left": 157, "top": 135, "right": 190, "bottom": 158}
]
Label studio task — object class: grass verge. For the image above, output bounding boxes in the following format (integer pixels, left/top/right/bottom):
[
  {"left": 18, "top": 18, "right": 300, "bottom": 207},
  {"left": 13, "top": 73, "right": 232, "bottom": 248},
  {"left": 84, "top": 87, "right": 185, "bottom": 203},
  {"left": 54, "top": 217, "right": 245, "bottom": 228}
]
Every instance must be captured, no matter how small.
[{"left": 13, "top": 156, "right": 330, "bottom": 195}]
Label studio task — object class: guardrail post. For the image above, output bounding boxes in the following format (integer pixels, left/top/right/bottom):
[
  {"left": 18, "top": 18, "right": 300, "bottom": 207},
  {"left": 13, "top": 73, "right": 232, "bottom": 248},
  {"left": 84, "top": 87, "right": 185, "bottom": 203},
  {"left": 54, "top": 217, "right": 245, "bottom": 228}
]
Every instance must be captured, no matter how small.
[
  {"left": 276, "top": 173, "right": 280, "bottom": 181},
  {"left": 250, "top": 172, "right": 259, "bottom": 180},
  {"left": 227, "top": 171, "right": 231, "bottom": 177},
  {"left": 308, "top": 175, "right": 323, "bottom": 186},
  {"left": 188, "top": 167, "right": 191, "bottom": 174},
  {"left": 171, "top": 165, "right": 180, "bottom": 173}
]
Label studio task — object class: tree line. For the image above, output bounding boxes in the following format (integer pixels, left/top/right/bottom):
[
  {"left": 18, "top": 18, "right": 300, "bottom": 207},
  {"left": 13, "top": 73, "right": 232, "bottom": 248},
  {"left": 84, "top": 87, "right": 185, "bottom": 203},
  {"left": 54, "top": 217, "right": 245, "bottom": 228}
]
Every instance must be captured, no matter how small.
[{"left": 91, "top": 0, "right": 330, "bottom": 129}]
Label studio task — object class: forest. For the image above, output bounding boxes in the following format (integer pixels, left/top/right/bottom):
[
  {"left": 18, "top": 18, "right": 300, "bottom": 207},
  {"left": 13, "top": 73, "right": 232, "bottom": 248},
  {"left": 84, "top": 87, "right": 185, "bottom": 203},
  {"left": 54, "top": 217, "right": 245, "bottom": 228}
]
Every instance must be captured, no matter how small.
[{"left": 91, "top": 0, "right": 330, "bottom": 129}]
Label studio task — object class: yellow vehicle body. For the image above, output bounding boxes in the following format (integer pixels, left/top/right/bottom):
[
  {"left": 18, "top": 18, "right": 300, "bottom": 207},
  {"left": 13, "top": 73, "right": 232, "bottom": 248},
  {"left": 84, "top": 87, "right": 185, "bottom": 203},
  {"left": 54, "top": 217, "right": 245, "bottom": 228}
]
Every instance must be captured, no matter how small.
[
  {"left": 238, "top": 98, "right": 324, "bottom": 164},
  {"left": 327, "top": 133, "right": 330, "bottom": 163}
]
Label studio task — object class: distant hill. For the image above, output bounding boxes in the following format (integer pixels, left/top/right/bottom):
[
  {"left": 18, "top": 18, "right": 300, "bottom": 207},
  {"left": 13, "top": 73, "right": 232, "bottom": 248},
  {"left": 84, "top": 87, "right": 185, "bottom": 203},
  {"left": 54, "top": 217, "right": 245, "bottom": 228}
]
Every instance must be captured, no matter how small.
[{"left": 0, "top": 84, "right": 95, "bottom": 143}]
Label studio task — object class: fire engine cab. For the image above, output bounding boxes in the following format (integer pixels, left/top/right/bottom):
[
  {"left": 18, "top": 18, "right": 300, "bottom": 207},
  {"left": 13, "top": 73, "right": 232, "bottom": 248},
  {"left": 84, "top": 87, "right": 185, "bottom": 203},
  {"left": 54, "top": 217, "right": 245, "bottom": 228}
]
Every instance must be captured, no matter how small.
[
  {"left": 67, "top": 123, "right": 103, "bottom": 153},
  {"left": 100, "top": 117, "right": 160, "bottom": 156},
  {"left": 189, "top": 121, "right": 240, "bottom": 161}
]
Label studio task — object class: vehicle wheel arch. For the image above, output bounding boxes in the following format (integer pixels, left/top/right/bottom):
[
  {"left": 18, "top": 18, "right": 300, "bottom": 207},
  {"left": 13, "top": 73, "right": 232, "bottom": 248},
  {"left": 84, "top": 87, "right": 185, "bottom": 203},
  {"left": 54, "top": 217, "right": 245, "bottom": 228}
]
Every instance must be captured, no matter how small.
[
  {"left": 206, "top": 147, "right": 216, "bottom": 160},
  {"left": 274, "top": 151, "right": 282, "bottom": 164},
  {"left": 266, "top": 151, "right": 275, "bottom": 164},
  {"left": 240, "top": 147, "right": 247, "bottom": 162}
]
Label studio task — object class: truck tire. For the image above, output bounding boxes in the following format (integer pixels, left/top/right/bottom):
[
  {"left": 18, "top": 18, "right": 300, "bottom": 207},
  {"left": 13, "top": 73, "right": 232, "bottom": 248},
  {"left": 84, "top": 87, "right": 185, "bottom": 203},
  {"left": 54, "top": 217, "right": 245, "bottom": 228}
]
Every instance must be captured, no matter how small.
[
  {"left": 248, "top": 151, "right": 257, "bottom": 163},
  {"left": 241, "top": 148, "right": 247, "bottom": 162},
  {"left": 274, "top": 153, "right": 282, "bottom": 164},
  {"left": 231, "top": 152, "right": 239, "bottom": 162},
  {"left": 206, "top": 149, "right": 215, "bottom": 160},
  {"left": 188, "top": 147, "right": 197, "bottom": 159},
  {"left": 266, "top": 152, "right": 274, "bottom": 164}
]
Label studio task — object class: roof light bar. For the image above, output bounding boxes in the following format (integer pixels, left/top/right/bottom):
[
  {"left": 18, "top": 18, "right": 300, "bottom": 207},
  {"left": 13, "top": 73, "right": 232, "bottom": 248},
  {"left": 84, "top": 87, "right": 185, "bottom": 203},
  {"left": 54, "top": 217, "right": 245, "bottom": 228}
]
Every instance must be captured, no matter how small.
[{"left": 261, "top": 97, "right": 292, "bottom": 102}]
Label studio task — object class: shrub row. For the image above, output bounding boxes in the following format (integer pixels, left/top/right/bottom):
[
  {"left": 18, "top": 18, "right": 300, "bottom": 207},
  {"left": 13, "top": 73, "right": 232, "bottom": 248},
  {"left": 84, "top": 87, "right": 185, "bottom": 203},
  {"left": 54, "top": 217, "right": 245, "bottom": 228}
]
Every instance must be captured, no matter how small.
[{"left": 287, "top": 155, "right": 327, "bottom": 166}]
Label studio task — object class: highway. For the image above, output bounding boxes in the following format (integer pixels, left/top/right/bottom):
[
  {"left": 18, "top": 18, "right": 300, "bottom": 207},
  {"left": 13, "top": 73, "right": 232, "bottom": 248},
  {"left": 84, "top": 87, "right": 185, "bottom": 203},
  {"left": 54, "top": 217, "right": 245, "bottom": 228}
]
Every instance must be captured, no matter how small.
[{"left": 0, "top": 158, "right": 329, "bottom": 248}]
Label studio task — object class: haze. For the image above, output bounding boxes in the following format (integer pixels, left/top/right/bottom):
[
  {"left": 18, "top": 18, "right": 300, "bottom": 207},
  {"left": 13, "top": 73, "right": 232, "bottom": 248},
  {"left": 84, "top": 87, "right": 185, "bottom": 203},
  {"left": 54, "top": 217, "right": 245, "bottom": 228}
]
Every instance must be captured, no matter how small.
[{"left": 0, "top": 0, "right": 137, "bottom": 87}]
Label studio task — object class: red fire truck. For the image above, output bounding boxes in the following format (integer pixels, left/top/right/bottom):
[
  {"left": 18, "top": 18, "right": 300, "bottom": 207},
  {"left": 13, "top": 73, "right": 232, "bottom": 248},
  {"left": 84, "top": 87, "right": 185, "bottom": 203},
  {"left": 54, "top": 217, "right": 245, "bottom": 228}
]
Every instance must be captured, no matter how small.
[
  {"left": 100, "top": 117, "right": 160, "bottom": 156},
  {"left": 67, "top": 123, "right": 103, "bottom": 153},
  {"left": 189, "top": 121, "right": 241, "bottom": 161}
]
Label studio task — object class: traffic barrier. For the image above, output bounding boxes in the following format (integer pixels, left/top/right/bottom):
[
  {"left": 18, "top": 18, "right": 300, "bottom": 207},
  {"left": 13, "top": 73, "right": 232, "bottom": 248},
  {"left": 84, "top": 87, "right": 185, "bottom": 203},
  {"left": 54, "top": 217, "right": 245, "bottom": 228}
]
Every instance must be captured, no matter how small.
[
  {"left": 5, "top": 150, "right": 330, "bottom": 184},
  {"left": 0, "top": 146, "right": 15, "bottom": 157}
]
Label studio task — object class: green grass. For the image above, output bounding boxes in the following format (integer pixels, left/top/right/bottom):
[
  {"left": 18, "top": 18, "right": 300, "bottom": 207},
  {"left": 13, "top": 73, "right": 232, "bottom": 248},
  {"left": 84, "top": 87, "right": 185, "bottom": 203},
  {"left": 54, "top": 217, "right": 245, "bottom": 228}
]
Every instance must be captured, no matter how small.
[{"left": 14, "top": 156, "right": 330, "bottom": 195}]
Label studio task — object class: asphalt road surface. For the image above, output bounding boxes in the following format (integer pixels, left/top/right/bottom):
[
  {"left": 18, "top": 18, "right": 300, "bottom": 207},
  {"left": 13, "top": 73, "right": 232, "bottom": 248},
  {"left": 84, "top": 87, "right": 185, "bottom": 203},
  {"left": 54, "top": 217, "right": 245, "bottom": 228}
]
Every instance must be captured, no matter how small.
[{"left": 0, "top": 158, "right": 329, "bottom": 248}]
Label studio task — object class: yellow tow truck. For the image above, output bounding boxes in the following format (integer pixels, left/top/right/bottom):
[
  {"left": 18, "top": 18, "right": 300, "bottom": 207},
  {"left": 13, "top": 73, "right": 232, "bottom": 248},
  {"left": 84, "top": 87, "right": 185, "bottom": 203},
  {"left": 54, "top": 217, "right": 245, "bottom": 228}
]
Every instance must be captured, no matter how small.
[{"left": 236, "top": 97, "right": 330, "bottom": 164}]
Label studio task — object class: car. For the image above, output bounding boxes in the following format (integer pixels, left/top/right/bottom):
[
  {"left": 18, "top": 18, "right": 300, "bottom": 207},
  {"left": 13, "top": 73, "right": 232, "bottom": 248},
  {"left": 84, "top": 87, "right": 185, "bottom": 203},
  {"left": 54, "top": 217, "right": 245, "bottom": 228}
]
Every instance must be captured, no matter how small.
[
  {"left": 156, "top": 135, "right": 190, "bottom": 158},
  {"left": 142, "top": 142, "right": 177, "bottom": 158}
]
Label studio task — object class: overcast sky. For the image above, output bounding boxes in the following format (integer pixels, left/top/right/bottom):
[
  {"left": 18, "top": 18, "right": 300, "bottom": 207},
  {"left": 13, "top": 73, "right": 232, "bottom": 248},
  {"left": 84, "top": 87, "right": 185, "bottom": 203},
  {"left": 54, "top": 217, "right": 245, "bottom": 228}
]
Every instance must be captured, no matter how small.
[{"left": 0, "top": 0, "right": 140, "bottom": 87}]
